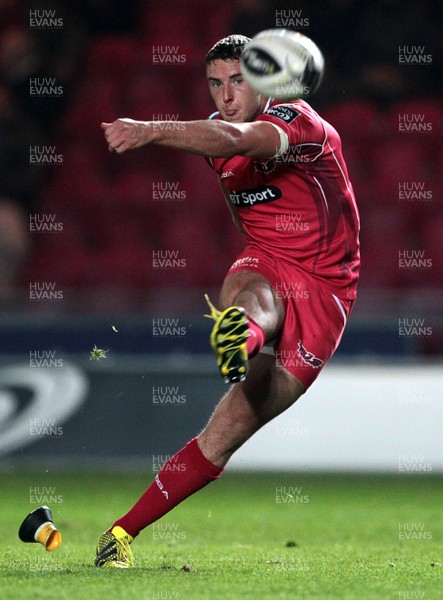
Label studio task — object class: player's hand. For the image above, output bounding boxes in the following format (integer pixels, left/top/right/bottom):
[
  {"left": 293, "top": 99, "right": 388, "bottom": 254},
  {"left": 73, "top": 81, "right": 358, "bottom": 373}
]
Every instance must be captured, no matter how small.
[{"left": 101, "top": 119, "right": 153, "bottom": 154}]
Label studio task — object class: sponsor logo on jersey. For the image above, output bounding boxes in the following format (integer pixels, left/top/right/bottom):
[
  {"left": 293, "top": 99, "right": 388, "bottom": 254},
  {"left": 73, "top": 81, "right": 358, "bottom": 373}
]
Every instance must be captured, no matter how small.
[
  {"left": 264, "top": 105, "right": 300, "bottom": 124},
  {"left": 297, "top": 340, "right": 324, "bottom": 369},
  {"left": 229, "top": 185, "right": 282, "bottom": 207},
  {"left": 221, "top": 170, "right": 235, "bottom": 178}
]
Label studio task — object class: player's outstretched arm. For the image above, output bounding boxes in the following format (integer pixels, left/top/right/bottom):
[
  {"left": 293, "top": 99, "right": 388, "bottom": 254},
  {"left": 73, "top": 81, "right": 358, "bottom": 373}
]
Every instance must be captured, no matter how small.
[{"left": 101, "top": 118, "right": 283, "bottom": 159}]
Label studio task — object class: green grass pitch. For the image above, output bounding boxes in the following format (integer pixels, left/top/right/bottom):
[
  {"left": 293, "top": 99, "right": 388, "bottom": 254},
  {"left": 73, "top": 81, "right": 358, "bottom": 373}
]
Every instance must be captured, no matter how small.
[{"left": 0, "top": 471, "right": 441, "bottom": 599}]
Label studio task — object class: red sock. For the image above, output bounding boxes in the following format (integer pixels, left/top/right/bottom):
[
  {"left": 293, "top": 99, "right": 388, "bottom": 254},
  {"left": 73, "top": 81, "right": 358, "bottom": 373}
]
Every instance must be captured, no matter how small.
[
  {"left": 246, "top": 317, "right": 265, "bottom": 358},
  {"left": 113, "top": 437, "right": 223, "bottom": 538}
]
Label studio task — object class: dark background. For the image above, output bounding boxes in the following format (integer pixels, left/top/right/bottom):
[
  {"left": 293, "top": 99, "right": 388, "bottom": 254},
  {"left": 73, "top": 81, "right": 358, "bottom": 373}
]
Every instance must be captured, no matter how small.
[{"left": 0, "top": 1, "right": 441, "bottom": 464}]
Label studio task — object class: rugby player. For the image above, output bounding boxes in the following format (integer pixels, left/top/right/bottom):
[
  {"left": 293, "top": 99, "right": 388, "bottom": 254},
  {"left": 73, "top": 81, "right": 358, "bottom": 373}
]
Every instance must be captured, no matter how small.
[{"left": 96, "top": 34, "right": 360, "bottom": 568}]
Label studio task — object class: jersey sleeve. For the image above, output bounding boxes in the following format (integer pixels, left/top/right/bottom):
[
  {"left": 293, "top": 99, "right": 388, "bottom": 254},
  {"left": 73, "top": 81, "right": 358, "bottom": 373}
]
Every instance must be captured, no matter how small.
[
  {"left": 204, "top": 155, "right": 214, "bottom": 170},
  {"left": 257, "top": 102, "right": 325, "bottom": 147}
]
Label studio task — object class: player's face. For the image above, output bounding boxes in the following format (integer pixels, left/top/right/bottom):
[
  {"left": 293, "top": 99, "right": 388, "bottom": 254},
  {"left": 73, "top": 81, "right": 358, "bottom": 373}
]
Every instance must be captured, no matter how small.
[{"left": 206, "top": 58, "right": 268, "bottom": 123}]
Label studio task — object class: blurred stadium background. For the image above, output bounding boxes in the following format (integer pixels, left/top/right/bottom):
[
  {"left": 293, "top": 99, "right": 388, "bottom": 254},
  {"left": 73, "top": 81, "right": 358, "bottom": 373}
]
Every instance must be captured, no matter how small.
[{"left": 0, "top": 0, "right": 442, "bottom": 472}]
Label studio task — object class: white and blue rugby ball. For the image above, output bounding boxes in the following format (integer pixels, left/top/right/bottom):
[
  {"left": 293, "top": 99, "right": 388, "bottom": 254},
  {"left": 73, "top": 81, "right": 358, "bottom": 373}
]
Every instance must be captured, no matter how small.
[{"left": 240, "top": 29, "right": 325, "bottom": 100}]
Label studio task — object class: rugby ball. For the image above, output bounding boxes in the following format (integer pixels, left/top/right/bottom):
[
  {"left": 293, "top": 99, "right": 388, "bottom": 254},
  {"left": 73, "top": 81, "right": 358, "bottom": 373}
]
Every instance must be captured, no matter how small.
[{"left": 240, "top": 29, "right": 324, "bottom": 100}]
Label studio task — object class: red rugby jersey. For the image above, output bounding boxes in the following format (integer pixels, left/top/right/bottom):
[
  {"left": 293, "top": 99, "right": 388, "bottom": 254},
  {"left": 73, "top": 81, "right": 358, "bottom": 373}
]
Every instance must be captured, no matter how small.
[{"left": 206, "top": 99, "right": 360, "bottom": 299}]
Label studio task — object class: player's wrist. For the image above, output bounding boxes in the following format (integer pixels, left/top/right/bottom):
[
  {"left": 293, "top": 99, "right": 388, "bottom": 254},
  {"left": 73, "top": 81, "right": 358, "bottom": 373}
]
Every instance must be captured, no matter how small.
[{"left": 146, "top": 121, "right": 162, "bottom": 145}]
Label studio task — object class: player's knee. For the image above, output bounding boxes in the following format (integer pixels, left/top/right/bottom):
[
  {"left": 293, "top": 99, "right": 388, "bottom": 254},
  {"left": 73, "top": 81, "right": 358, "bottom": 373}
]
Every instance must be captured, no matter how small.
[{"left": 222, "top": 272, "right": 283, "bottom": 320}]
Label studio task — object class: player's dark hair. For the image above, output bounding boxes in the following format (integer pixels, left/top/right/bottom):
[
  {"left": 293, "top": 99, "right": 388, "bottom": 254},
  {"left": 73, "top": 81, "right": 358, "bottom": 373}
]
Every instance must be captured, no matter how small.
[{"left": 206, "top": 34, "right": 251, "bottom": 64}]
